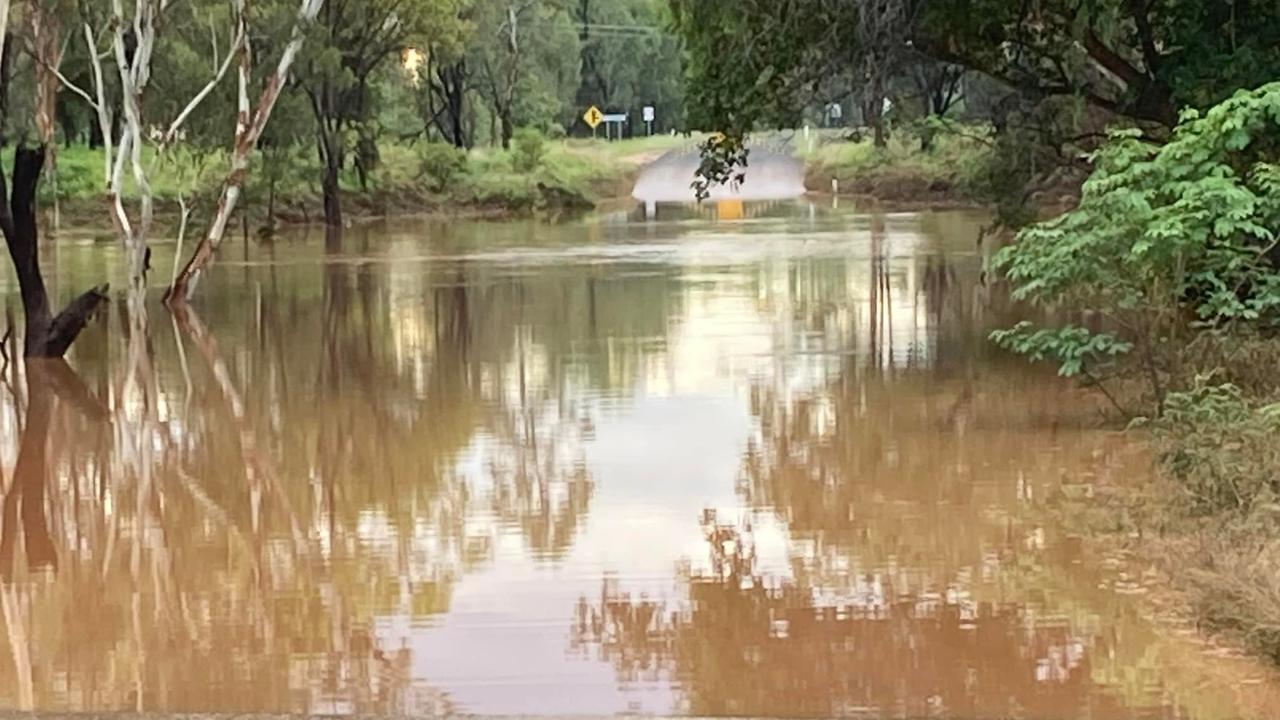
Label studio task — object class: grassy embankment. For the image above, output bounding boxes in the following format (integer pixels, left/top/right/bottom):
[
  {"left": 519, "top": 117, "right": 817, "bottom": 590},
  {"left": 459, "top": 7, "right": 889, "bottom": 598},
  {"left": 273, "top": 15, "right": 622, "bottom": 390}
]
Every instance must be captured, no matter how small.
[
  {"left": 20, "top": 127, "right": 1009, "bottom": 233},
  {"left": 13, "top": 133, "right": 693, "bottom": 232},
  {"left": 797, "top": 127, "right": 1006, "bottom": 207}
]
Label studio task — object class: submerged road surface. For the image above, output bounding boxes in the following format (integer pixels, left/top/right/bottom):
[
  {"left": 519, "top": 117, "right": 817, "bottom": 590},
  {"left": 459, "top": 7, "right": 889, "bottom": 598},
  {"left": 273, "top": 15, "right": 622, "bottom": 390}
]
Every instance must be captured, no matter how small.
[{"left": 631, "top": 143, "right": 807, "bottom": 204}]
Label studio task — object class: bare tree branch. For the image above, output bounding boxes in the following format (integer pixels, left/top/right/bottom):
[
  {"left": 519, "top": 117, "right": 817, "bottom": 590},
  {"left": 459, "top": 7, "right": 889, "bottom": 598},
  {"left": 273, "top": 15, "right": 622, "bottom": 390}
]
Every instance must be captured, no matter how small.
[
  {"left": 83, "top": 23, "right": 114, "bottom": 187},
  {"left": 30, "top": 45, "right": 99, "bottom": 111},
  {"left": 161, "top": 24, "right": 245, "bottom": 146}
]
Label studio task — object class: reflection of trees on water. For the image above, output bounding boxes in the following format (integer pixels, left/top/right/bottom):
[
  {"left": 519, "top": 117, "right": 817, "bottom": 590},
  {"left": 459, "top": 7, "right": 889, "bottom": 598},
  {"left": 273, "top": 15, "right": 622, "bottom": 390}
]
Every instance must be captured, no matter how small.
[
  {"left": 728, "top": 214, "right": 990, "bottom": 382},
  {"left": 574, "top": 515, "right": 1170, "bottom": 719},
  {"left": 0, "top": 308, "right": 453, "bottom": 713},
  {"left": 0, "top": 227, "right": 705, "bottom": 712},
  {"left": 569, "top": 238, "right": 1158, "bottom": 717},
  {"left": 0, "top": 213, "right": 1107, "bottom": 714}
]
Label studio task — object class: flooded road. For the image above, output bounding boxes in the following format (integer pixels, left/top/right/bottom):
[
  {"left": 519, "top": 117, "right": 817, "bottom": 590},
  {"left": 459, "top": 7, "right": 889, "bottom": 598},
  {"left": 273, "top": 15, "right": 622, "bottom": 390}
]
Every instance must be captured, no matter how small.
[{"left": 0, "top": 204, "right": 1267, "bottom": 718}]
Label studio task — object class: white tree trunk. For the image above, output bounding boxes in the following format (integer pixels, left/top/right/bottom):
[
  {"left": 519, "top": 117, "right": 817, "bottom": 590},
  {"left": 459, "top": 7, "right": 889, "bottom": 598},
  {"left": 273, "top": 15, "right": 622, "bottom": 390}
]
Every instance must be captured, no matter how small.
[{"left": 167, "top": 0, "right": 327, "bottom": 303}]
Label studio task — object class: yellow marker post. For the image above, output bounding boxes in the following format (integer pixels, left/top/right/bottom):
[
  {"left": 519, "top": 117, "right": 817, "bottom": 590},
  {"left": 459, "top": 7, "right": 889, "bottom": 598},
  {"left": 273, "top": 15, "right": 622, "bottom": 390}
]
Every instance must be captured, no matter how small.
[
  {"left": 716, "top": 199, "right": 744, "bottom": 221},
  {"left": 582, "top": 106, "right": 603, "bottom": 138}
]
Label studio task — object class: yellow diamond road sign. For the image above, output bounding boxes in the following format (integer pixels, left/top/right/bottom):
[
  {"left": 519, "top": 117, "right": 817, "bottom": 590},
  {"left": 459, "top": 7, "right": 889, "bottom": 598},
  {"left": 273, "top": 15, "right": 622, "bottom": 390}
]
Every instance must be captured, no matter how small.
[{"left": 583, "top": 105, "right": 603, "bottom": 129}]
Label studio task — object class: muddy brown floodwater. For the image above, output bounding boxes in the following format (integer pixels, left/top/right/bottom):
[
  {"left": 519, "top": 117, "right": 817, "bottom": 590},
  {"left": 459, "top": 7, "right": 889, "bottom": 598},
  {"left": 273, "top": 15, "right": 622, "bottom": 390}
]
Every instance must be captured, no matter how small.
[{"left": 0, "top": 202, "right": 1273, "bottom": 718}]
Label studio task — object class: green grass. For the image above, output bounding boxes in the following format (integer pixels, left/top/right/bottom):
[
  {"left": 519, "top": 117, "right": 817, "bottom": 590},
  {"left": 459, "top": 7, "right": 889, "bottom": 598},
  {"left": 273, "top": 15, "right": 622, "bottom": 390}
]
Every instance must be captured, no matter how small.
[{"left": 799, "top": 125, "right": 994, "bottom": 202}]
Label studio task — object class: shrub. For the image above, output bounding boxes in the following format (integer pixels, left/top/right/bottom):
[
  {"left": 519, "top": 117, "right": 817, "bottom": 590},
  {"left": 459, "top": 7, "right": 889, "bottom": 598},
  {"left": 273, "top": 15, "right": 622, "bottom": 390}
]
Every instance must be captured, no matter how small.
[
  {"left": 1151, "top": 382, "right": 1280, "bottom": 515},
  {"left": 993, "top": 82, "right": 1280, "bottom": 415},
  {"left": 418, "top": 142, "right": 468, "bottom": 192},
  {"left": 511, "top": 127, "right": 546, "bottom": 173},
  {"left": 458, "top": 172, "right": 537, "bottom": 210}
]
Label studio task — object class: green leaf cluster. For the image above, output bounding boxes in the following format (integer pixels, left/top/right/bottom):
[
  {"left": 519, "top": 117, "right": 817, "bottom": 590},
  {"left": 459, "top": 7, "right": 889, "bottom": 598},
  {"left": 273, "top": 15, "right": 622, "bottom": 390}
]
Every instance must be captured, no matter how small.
[{"left": 993, "top": 82, "right": 1280, "bottom": 403}]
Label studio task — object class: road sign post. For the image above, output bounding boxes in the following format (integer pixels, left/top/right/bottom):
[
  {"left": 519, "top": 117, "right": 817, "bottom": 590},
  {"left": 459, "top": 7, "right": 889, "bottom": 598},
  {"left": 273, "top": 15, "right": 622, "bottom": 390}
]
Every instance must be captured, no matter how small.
[
  {"left": 642, "top": 106, "right": 655, "bottom": 136},
  {"left": 602, "top": 113, "right": 627, "bottom": 140}
]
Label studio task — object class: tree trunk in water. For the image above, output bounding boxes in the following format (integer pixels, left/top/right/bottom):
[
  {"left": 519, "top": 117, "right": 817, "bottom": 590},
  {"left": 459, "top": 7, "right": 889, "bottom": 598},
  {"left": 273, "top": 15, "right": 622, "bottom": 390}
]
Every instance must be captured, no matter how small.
[
  {"left": 0, "top": 147, "right": 108, "bottom": 357},
  {"left": 322, "top": 159, "right": 342, "bottom": 227}
]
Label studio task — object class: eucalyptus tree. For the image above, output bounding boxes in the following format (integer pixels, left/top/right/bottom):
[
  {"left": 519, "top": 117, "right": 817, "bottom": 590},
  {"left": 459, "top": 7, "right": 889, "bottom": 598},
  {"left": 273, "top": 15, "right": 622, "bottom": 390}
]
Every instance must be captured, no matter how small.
[
  {"left": 469, "top": 0, "right": 580, "bottom": 147},
  {"left": 169, "top": 0, "right": 327, "bottom": 300},
  {"left": 294, "top": 0, "right": 451, "bottom": 227},
  {"left": 417, "top": 0, "right": 474, "bottom": 148},
  {"left": 54, "top": 0, "right": 324, "bottom": 299}
]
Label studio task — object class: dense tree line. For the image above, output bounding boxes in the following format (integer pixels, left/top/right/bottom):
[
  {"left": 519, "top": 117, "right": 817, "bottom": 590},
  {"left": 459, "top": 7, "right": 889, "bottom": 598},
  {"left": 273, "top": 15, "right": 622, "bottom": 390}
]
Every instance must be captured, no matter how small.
[{"left": 671, "top": 0, "right": 1280, "bottom": 200}]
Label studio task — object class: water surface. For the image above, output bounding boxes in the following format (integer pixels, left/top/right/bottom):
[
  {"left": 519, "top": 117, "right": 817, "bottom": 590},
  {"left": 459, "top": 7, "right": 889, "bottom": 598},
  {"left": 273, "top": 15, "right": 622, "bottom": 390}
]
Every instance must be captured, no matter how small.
[{"left": 0, "top": 204, "right": 1266, "bottom": 718}]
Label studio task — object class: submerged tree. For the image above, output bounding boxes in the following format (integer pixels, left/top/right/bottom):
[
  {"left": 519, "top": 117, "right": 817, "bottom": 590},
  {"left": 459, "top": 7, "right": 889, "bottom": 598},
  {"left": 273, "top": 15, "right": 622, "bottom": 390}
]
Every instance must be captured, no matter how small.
[
  {"left": 168, "top": 0, "right": 327, "bottom": 301},
  {"left": 39, "top": 0, "right": 325, "bottom": 312},
  {"left": 0, "top": 0, "right": 107, "bottom": 357}
]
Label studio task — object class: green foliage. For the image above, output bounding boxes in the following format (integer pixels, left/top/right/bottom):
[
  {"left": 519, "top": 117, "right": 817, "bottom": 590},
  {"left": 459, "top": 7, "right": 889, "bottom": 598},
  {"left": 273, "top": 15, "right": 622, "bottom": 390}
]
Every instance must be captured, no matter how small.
[
  {"left": 511, "top": 128, "right": 547, "bottom": 173},
  {"left": 803, "top": 126, "right": 996, "bottom": 203},
  {"left": 418, "top": 142, "right": 469, "bottom": 191},
  {"left": 993, "top": 83, "right": 1280, "bottom": 408},
  {"left": 252, "top": 143, "right": 317, "bottom": 202},
  {"left": 963, "top": 117, "right": 1066, "bottom": 229},
  {"left": 456, "top": 171, "right": 537, "bottom": 210},
  {"left": 691, "top": 134, "right": 749, "bottom": 201},
  {"left": 671, "top": 0, "right": 1280, "bottom": 208},
  {"left": 468, "top": 0, "right": 582, "bottom": 144},
  {"left": 39, "top": 149, "right": 99, "bottom": 204},
  {"left": 670, "top": 0, "right": 847, "bottom": 135},
  {"left": 1152, "top": 382, "right": 1280, "bottom": 515},
  {"left": 989, "top": 322, "right": 1132, "bottom": 377}
]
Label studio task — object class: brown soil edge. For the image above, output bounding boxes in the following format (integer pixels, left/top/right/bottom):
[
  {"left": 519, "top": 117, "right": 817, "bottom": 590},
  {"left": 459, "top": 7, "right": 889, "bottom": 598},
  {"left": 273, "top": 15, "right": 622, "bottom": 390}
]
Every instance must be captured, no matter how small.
[
  {"left": 42, "top": 189, "right": 599, "bottom": 238},
  {"left": 1040, "top": 479, "right": 1280, "bottom": 717},
  {"left": 803, "top": 161, "right": 1083, "bottom": 214}
]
